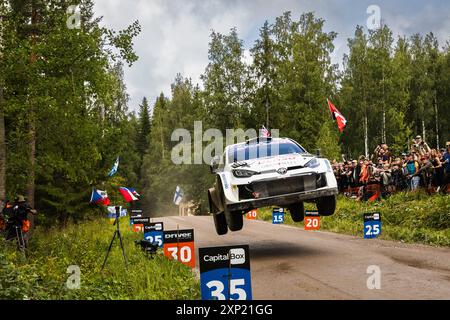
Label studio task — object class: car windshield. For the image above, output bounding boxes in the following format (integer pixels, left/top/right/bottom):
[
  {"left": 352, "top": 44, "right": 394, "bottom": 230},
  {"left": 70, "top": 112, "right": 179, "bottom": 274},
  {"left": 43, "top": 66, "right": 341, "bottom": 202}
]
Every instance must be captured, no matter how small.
[{"left": 228, "top": 141, "right": 306, "bottom": 163}]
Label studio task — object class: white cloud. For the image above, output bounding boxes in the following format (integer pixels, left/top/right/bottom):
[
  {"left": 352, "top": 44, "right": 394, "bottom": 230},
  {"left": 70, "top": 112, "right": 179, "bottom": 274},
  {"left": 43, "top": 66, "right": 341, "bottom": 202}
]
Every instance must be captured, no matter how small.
[{"left": 93, "top": 0, "right": 450, "bottom": 112}]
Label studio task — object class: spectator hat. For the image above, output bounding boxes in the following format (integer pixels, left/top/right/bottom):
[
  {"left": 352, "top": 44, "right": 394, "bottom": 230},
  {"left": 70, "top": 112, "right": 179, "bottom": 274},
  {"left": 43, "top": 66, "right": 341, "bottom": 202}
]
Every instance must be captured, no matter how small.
[
  {"left": 15, "top": 195, "right": 26, "bottom": 203},
  {"left": 415, "top": 135, "right": 422, "bottom": 139},
  {"left": 446, "top": 141, "right": 450, "bottom": 147}
]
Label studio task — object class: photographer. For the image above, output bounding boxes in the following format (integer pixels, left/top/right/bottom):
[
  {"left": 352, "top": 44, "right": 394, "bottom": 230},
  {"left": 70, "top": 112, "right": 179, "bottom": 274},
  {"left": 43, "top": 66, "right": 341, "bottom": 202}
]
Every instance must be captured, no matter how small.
[
  {"left": 410, "top": 135, "right": 431, "bottom": 156},
  {"left": 5, "top": 195, "right": 37, "bottom": 248}
]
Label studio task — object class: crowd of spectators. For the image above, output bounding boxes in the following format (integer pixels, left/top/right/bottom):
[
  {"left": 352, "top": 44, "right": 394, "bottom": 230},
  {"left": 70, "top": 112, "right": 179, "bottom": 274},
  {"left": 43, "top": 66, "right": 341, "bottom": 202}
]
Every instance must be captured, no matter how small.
[{"left": 332, "top": 136, "right": 450, "bottom": 201}]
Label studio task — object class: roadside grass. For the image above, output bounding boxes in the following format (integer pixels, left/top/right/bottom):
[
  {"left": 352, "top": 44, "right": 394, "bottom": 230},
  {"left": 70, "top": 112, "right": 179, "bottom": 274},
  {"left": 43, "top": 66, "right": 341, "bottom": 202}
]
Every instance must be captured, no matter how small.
[
  {"left": 0, "top": 218, "right": 200, "bottom": 300},
  {"left": 258, "top": 192, "right": 450, "bottom": 247}
]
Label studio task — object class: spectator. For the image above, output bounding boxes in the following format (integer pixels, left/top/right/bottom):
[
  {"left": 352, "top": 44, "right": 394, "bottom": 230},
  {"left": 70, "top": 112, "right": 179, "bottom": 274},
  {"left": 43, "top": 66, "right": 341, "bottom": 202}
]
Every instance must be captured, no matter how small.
[
  {"left": 404, "top": 154, "right": 420, "bottom": 191},
  {"left": 410, "top": 135, "right": 431, "bottom": 156},
  {"left": 443, "top": 142, "right": 450, "bottom": 190},
  {"left": 430, "top": 149, "right": 444, "bottom": 191},
  {"left": 331, "top": 139, "right": 448, "bottom": 198},
  {"left": 360, "top": 159, "right": 371, "bottom": 184}
]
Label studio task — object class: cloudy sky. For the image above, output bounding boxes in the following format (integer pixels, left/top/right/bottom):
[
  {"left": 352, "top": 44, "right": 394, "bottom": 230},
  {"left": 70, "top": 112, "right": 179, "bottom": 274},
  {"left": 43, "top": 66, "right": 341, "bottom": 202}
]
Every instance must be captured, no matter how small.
[{"left": 93, "top": 0, "right": 450, "bottom": 113}]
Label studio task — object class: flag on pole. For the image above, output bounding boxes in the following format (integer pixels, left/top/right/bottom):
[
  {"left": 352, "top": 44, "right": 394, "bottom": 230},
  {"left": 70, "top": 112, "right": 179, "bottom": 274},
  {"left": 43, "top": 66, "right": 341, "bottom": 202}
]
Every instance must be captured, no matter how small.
[
  {"left": 129, "top": 188, "right": 140, "bottom": 198},
  {"left": 327, "top": 99, "right": 347, "bottom": 132},
  {"left": 118, "top": 187, "right": 139, "bottom": 202},
  {"left": 261, "top": 126, "right": 271, "bottom": 137},
  {"left": 173, "top": 186, "right": 184, "bottom": 205},
  {"left": 108, "top": 157, "right": 120, "bottom": 177},
  {"left": 90, "top": 188, "right": 110, "bottom": 206}
]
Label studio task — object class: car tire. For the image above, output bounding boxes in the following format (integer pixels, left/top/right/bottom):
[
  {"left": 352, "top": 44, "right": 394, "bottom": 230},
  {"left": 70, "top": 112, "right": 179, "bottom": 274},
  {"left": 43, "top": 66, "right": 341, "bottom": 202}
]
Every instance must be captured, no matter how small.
[
  {"left": 217, "top": 179, "right": 244, "bottom": 232},
  {"left": 288, "top": 202, "right": 305, "bottom": 222},
  {"left": 213, "top": 212, "right": 228, "bottom": 235},
  {"left": 225, "top": 210, "right": 244, "bottom": 232},
  {"left": 316, "top": 195, "right": 337, "bottom": 216}
]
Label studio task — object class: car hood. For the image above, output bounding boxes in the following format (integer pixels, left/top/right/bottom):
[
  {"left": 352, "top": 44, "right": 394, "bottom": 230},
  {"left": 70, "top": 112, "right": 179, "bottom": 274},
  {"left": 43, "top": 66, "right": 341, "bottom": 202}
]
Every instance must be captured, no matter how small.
[{"left": 234, "top": 153, "right": 315, "bottom": 172}]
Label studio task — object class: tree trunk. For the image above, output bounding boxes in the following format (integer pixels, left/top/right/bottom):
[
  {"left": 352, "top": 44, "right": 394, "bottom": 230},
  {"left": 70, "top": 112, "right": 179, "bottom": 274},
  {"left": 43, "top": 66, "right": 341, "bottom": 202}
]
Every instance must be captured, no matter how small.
[
  {"left": 0, "top": 14, "right": 6, "bottom": 202},
  {"left": 27, "top": 4, "right": 38, "bottom": 208},
  {"left": 381, "top": 63, "right": 386, "bottom": 144},
  {"left": 364, "top": 112, "right": 369, "bottom": 158},
  {"left": 422, "top": 120, "right": 426, "bottom": 144},
  {"left": 434, "top": 91, "right": 439, "bottom": 149},
  {"left": 0, "top": 82, "right": 5, "bottom": 202},
  {"left": 265, "top": 92, "right": 269, "bottom": 129}
]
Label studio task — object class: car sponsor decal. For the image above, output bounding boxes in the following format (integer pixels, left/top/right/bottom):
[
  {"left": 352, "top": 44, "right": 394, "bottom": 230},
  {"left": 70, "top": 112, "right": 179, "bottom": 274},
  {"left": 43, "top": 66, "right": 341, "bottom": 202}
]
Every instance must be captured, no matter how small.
[{"left": 220, "top": 173, "right": 229, "bottom": 189}]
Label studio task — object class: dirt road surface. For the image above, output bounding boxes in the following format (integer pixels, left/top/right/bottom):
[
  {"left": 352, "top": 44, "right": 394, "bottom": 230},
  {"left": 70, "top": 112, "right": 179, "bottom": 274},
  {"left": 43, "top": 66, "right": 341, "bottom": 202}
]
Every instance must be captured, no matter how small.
[{"left": 158, "top": 215, "right": 450, "bottom": 300}]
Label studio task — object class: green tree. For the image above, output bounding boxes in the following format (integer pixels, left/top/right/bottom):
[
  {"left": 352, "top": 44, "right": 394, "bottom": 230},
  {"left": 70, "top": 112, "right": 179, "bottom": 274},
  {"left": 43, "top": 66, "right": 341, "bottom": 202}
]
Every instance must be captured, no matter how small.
[
  {"left": 1, "top": 0, "right": 140, "bottom": 225},
  {"left": 137, "top": 97, "right": 151, "bottom": 159}
]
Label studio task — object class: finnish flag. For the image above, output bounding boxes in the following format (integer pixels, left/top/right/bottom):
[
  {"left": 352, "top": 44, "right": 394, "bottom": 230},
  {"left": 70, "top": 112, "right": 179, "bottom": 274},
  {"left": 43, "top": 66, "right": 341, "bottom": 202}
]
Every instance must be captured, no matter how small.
[
  {"left": 173, "top": 186, "right": 184, "bottom": 206},
  {"left": 108, "top": 157, "right": 120, "bottom": 177}
]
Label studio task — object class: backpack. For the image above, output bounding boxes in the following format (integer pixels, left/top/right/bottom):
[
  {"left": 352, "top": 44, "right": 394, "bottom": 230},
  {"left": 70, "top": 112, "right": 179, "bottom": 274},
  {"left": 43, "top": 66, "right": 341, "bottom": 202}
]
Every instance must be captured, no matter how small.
[{"left": 22, "top": 219, "right": 31, "bottom": 233}]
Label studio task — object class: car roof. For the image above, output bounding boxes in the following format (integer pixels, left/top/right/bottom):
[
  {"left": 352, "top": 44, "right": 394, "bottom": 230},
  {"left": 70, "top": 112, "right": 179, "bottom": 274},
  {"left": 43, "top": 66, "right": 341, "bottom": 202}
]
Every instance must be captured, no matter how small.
[{"left": 226, "top": 137, "right": 294, "bottom": 150}]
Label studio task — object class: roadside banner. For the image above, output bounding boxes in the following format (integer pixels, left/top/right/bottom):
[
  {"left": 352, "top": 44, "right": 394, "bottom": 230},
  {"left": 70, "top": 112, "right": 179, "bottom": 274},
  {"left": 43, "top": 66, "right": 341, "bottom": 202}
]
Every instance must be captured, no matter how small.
[
  {"left": 304, "top": 210, "right": 320, "bottom": 231},
  {"left": 163, "top": 229, "right": 195, "bottom": 268},
  {"left": 199, "top": 245, "right": 252, "bottom": 300},
  {"left": 130, "top": 209, "right": 143, "bottom": 226},
  {"left": 107, "top": 206, "right": 127, "bottom": 218},
  {"left": 144, "top": 222, "right": 164, "bottom": 248},
  {"left": 246, "top": 209, "right": 258, "bottom": 220},
  {"left": 272, "top": 208, "right": 284, "bottom": 224},
  {"left": 131, "top": 217, "right": 149, "bottom": 233},
  {"left": 364, "top": 212, "right": 382, "bottom": 239}
]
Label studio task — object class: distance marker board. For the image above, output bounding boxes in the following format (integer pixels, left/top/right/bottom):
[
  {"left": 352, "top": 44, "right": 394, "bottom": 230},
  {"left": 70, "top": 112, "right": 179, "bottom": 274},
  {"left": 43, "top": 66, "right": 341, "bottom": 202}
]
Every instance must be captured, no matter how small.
[
  {"left": 132, "top": 217, "right": 149, "bottom": 233},
  {"left": 246, "top": 209, "right": 258, "bottom": 220},
  {"left": 199, "top": 245, "right": 252, "bottom": 301},
  {"left": 304, "top": 210, "right": 320, "bottom": 231},
  {"left": 364, "top": 212, "right": 381, "bottom": 239},
  {"left": 144, "top": 222, "right": 164, "bottom": 248},
  {"left": 130, "top": 209, "right": 143, "bottom": 226},
  {"left": 272, "top": 208, "right": 284, "bottom": 224},
  {"left": 163, "top": 229, "right": 195, "bottom": 268}
]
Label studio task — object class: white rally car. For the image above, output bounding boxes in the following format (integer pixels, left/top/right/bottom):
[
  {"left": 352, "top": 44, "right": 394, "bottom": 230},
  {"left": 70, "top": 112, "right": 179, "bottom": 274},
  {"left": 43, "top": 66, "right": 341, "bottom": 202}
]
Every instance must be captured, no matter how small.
[{"left": 208, "top": 137, "right": 338, "bottom": 235}]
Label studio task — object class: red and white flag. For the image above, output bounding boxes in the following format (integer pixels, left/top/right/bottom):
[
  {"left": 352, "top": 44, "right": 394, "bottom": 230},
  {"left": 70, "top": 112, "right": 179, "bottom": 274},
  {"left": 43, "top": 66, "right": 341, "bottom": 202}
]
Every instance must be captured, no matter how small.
[
  {"left": 327, "top": 99, "right": 347, "bottom": 132},
  {"left": 261, "top": 126, "right": 271, "bottom": 137}
]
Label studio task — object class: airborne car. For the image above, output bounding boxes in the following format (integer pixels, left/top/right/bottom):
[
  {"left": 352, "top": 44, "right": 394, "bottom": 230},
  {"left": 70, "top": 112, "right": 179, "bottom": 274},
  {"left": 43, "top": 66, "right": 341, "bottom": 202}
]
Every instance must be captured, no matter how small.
[{"left": 208, "top": 137, "right": 338, "bottom": 235}]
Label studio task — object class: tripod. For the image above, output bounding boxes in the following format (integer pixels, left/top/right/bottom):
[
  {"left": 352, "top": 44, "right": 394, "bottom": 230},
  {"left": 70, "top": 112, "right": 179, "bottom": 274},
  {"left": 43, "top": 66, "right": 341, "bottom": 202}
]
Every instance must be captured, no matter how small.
[{"left": 101, "top": 206, "right": 128, "bottom": 271}]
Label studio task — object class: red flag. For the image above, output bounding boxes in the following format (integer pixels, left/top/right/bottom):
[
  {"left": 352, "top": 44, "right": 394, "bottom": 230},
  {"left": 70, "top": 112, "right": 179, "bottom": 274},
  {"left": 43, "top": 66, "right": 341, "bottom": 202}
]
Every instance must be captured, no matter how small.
[
  {"left": 261, "top": 126, "right": 270, "bottom": 137},
  {"left": 327, "top": 99, "right": 347, "bottom": 132}
]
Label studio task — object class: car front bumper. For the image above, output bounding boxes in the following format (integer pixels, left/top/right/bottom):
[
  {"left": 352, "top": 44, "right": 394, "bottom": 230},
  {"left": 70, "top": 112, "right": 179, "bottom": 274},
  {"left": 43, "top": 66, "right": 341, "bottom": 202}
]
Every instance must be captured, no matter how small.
[{"left": 227, "top": 187, "right": 338, "bottom": 212}]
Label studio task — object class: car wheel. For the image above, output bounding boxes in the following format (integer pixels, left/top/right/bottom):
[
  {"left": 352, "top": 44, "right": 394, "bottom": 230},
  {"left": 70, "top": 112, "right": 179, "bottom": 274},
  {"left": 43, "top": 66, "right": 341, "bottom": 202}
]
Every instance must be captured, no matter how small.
[
  {"left": 288, "top": 202, "right": 305, "bottom": 222},
  {"left": 225, "top": 210, "right": 244, "bottom": 231},
  {"left": 213, "top": 212, "right": 228, "bottom": 235},
  {"left": 316, "top": 195, "right": 337, "bottom": 216},
  {"left": 217, "top": 179, "right": 244, "bottom": 232}
]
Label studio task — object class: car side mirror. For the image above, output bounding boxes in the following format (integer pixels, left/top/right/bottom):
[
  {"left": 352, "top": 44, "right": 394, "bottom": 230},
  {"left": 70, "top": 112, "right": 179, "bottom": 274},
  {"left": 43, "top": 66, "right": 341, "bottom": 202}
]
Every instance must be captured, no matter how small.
[{"left": 210, "top": 156, "right": 221, "bottom": 174}]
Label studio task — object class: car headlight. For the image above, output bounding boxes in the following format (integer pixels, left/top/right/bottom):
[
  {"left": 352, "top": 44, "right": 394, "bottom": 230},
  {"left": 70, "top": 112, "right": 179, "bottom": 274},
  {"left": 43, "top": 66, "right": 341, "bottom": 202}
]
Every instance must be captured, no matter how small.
[
  {"left": 232, "top": 169, "right": 258, "bottom": 178},
  {"left": 305, "top": 158, "right": 320, "bottom": 169}
]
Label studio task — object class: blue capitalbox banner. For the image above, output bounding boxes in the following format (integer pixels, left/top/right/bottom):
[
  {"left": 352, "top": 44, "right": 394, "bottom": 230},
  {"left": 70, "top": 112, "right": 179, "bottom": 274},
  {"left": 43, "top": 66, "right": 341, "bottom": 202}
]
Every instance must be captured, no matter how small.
[
  {"left": 272, "top": 208, "right": 284, "bottom": 224},
  {"left": 199, "top": 245, "right": 252, "bottom": 301},
  {"left": 364, "top": 212, "right": 381, "bottom": 239},
  {"left": 144, "top": 222, "right": 164, "bottom": 248}
]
